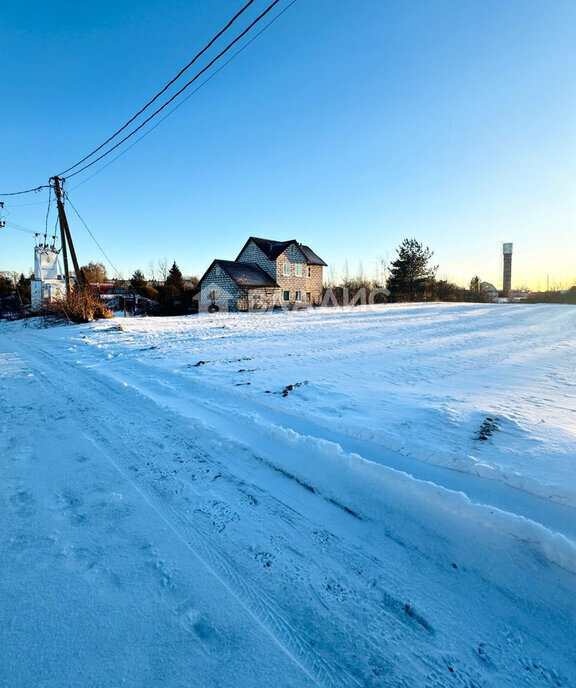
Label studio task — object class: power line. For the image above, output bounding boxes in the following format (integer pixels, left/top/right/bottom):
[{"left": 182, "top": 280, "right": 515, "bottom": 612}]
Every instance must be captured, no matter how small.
[
  {"left": 69, "top": 0, "right": 298, "bottom": 192},
  {"left": 58, "top": 0, "right": 257, "bottom": 177},
  {"left": 4, "top": 221, "right": 38, "bottom": 235},
  {"left": 45, "top": 184, "right": 52, "bottom": 236},
  {"left": 64, "top": 0, "right": 285, "bottom": 180},
  {"left": 64, "top": 193, "right": 122, "bottom": 277},
  {"left": 0, "top": 185, "right": 48, "bottom": 197},
  {"left": 0, "top": 0, "right": 295, "bottom": 196},
  {"left": 0, "top": 187, "right": 50, "bottom": 207},
  {"left": 4, "top": 198, "right": 50, "bottom": 208}
]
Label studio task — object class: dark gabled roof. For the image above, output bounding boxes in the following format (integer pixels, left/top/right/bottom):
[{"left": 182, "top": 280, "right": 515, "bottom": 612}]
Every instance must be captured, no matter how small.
[
  {"left": 237, "top": 237, "right": 297, "bottom": 261},
  {"left": 237, "top": 236, "right": 327, "bottom": 266},
  {"left": 206, "top": 259, "right": 279, "bottom": 288},
  {"left": 298, "top": 244, "right": 327, "bottom": 266}
]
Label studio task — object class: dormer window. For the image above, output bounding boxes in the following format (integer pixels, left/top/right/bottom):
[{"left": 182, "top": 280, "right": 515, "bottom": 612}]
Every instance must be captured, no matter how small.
[
  {"left": 282, "top": 262, "right": 291, "bottom": 277},
  {"left": 294, "top": 264, "right": 303, "bottom": 277}
]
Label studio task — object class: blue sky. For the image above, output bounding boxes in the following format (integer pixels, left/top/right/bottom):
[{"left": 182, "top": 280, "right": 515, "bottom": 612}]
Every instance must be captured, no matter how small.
[{"left": 1, "top": 0, "right": 575, "bottom": 289}]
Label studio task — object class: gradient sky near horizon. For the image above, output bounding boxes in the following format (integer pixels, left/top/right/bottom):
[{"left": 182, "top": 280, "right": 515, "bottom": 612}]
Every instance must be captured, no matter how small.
[{"left": 1, "top": 0, "right": 575, "bottom": 290}]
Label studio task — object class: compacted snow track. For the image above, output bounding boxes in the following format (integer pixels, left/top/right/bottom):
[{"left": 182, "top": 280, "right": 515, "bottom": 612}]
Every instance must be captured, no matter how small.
[{"left": 1, "top": 304, "right": 575, "bottom": 687}]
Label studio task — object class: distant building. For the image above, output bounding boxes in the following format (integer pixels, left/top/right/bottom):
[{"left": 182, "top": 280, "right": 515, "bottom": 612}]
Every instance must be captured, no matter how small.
[
  {"left": 197, "top": 237, "right": 327, "bottom": 312},
  {"left": 480, "top": 281, "right": 498, "bottom": 302}
]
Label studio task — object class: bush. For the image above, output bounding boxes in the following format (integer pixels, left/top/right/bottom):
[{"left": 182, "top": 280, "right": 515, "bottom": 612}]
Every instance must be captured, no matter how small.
[
  {"left": 527, "top": 290, "right": 576, "bottom": 305},
  {"left": 43, "top": 288, "right": 114, "bottom": 323}
]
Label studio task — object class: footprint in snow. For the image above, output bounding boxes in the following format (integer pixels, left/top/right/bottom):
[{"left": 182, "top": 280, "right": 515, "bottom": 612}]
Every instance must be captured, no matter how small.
[
  {"left": 9, "top": 489, "right": 33, "bottom": 507},
  {"left": 253, "top": 551, "right": 275, "bottom": 570},
  {"left": 177, "top": 605, "right": 217, "bottom": 641},
  {"left": 194, "top": 499, "right": 240, "bottom": 533},
  {"left": 312, "top": 528, "right": 332, "bottom": 550},
  {"left": 323, "top": 577, "right": 350, "bottom": 602},
  {"left": 520, "top": 658, "right": 566, "bottom": 687}
]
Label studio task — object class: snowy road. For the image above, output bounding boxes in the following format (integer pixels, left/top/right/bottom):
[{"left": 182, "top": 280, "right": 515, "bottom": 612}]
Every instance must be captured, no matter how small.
[{"left": 1, "top": 304, "right": 575, "bottom": 687}]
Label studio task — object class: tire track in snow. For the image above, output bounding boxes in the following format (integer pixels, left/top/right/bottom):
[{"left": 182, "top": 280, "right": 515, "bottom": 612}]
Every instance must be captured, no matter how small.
[
  {"left": 16, "top": 336, "right": 364, "bottom": 688},
  {"left": 22, "top": 334, "right": 470, "bottom": 687}
]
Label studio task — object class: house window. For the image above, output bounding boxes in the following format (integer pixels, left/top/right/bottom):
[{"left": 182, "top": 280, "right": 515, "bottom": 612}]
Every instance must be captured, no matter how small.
[
  {"left": 307, "top": 266, "right": 312, "bottom": 278},
  {"left": 294, "top": 264, "right": 303, "bottom": 277},
  {"left": 283, "top": 290, "right": 290, "bottom": 302},
  {"left": 295, "top": 291, "right": 302, "bottom": 302},
  {"left": 214, "top": 265, "right": 222, "bottom": 276},
  {"left": 282, "top": 262, "right": 291, "bottom": 277},
  {"left": 208, "top": 290, "right": 219, "bottom": 300}
]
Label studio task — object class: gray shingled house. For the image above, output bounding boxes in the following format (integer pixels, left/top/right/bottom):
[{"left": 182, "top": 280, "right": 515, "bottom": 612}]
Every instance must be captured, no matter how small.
[{"left": 197, "top": 237, "right": 327, "bottom": 312}]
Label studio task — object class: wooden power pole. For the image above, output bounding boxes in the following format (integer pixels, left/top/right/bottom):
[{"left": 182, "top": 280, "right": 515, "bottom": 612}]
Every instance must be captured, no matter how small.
[{"left": 51, "top": 176, "right": 85, "bottom": 293}]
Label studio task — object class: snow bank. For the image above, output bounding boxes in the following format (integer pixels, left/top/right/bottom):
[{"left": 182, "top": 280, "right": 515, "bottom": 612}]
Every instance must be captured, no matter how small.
[{"left": 262, "top": 422, "right": 576, "bottom": 575}]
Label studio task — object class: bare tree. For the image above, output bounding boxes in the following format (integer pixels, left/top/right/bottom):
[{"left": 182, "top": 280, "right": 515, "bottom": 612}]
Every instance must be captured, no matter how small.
[
  {"left": 7, "top": 270, "right": 23, "bottom": 285},
  {"left": 147, "top": 260, "right": 157, "bottom": 282},
  {"left": 158, "top": 257, "right": 169, "bottom": 282},
  {"left": 342, "top": 260, "right": 350, "bottom": 288},
  {"left": 377, "top": 254, "right": 389, "bottom": 288},
  {"left": 81, "top": 262, "right": 107, "bottom": 283},
  {"left": 323, "top": 265, "right": 336, "bottom": 288}
]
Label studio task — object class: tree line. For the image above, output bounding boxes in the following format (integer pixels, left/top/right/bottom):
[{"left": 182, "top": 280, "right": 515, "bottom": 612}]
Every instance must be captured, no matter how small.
[
  {"left": 0, "top": 260, "right": 200, "bottom": 319},
  {"left": 82, "top": 260, "right": 200, "bottom": 315},
  {"left": 324, "top": 238, "right": 492, "bottom": 304}
]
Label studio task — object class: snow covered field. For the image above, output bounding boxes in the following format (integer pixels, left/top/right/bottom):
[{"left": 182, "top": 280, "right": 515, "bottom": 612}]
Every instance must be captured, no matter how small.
[{"left": 1, "top": 303, "right": 575, "bottom": 687}]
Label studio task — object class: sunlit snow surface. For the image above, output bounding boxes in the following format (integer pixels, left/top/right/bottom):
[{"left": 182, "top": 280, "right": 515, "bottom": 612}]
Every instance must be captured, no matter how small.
[{"left": 1, "top": 303, "right": 575, "bottom": 687}]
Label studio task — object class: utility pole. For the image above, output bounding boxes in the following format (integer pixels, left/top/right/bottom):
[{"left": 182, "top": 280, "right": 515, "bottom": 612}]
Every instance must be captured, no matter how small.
[{"left": 51, "top": 176, "right": 85, "bottom": 294}]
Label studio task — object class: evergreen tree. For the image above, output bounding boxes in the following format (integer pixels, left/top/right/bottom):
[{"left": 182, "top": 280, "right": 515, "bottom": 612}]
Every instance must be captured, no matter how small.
[
  {"left": 387, "top": 239, "right": 437, "bottom": 301},
  {"left": 16, "top": 273, "right": 31, "bottom": 304},
  {"left": 0, "top": 274, "right": 14, "bottom": 299},
  {"left": 469, "top": 275, "right": 481, "bottom": 292},
  {"left": 165, "top": 262, "right": 185, "bottom": 293},
  {"left": 130, "top": 269, "right": 147, "bottom": 294}
]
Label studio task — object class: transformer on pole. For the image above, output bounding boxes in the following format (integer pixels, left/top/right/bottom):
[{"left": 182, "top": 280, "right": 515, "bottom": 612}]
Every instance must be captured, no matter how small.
[
  {"left": 30, "top": 238, "right": 66, "bottom": 310},
  {"left": 29, "top": 178, "right": 86, "bottom": 310}
]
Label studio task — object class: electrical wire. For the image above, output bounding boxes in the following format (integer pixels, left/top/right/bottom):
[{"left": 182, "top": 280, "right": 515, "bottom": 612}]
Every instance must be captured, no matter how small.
[
  {"left": 4, "top": 198, "right": 50, "bottom": 208},
  {"left": 4, "top": 221, "right": 38, "bottom": 235},
  {"left": 0, "top": 185, "right": 48, "bottom": 197},
  {"left": 68, "top": 0, "right": 298, "bottom": 192},
  {"left": 64, "top": 193, "right": 122, "bottom": 277},
  {"left": 63, "top": 0, "right": 285, "bottom": 180},
  {"left": 58, "top": 0, "right": 257, "bottom": 177},
  {"left": 0, "top": 0, "right": 295, "bottom": 196},
  {"left": 0, "top": 187, "right": 51, "bottom": 207},
  {"left": 44, "top": 185, "right": 52, "bottom": 237}
]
